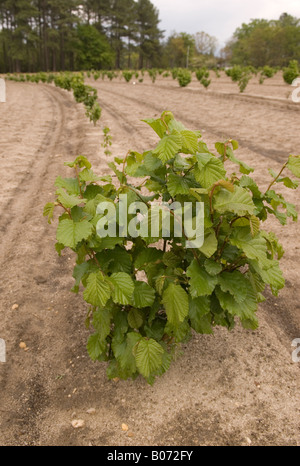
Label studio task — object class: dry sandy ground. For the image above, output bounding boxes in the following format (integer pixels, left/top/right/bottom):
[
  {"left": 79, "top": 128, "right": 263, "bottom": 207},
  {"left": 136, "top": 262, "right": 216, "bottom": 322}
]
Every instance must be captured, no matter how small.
[{"left": 0, "top": 72, "right": 299, "bottom": 446}]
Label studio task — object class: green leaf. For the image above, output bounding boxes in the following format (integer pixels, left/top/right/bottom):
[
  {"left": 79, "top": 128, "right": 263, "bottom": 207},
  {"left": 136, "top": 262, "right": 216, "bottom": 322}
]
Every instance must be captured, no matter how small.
[
  {"left": 109, "top": 272, "right": 134, "bottom": 305},
  {"left": 162, "top": 283, "right": 189, "bottom": 326},
  {"left": 87, "top": 333, "right": 107, "bottom": 361},
  {"left": 239, "top": 176, "right": 262, "bottom": 198},
  {"left": 180, "top": 130, "right": 199, "bottom": 154},
  {"left": 218, "top": 271, "right": 249, "bottom": 303},
  {"left": 83, "top": 271, "right": 111, "bottom": 307},
  {"left": 287, "top": 155, "right": 300, "bottom": 178},
  {"left": 65, "top": 155, "right": 91, "bottom": 169},
  {"left": 214, "top": 186, "right": 255, "bottom": 216},
  {"left": 231, "top": 140, "right": 239, "bottom": 150},
  {"left": 167, "top": 173, "right": 193, "bottom": 197},
  {"left": 186, "top": 260, "right": 218, "bottom": 297},
  {"left": 194, "top": 153, "right": 226, "bottom": 188},
  {"left": 55, "top": 242, "right": 65, "bottom": 256},
  {"left": 79, "top": 168, "right": 101, "bottom": 183},
  {"left": 92, "top": 308, "right": 112, "bottom": 340},
  {"left": 279, "top": 176, "right": 299, "bottom": 189},
  {"left": 189, "top": 296, "right": 213, "bottom": 334},
  {"left": 102, "top": 247, "right": 132, "bottom": 274},
  {"left": 250, "top": 259, "right": 285, "bottom": 296},
  {"left": 55, "top": 176, "right": 80, "bottom": 195},
  {"left": 165, "top": 319, "right": 191, "bottom": 342},
  {"left": 199, "top": 231, "right": 218, "bottom": 258},
  {"left": 163, "top": 251, "right": 181, "bottom": 268},
  {"left": 230, "top": 229, "right": 268, "bottom": 266},
  {"left": 112, "top": 332, "right": 141, "bottom": 376},
  {"left": 43, "top": 202, "right": 55, "bottom": 224},
  {"left": 142, "top": 118, "right": 166, "bottom": 138},
  {"left": 107, "top": 162, "right": 125, "bottom": 184},
  {"left": 113, "top": 310, "right": 128, "bottom": 339},
  {"left": 134, "top": 248, "right": 163, "bottom": 269},
  {"left": 135, "top": 338, "right": 164, "bottom": 378},
  {"left": 72, "top": 260, "right": 98, "bottom": 292},
  {"left": 132, "top": 281, "right": 156, "bottom": 308},
  {"left": 215, "top": 282, "right": 258, "bottom": 321},
  {"left": 56, "top": 188, "right": 86, "bottom": 209},
  {"left": 152, "top": 134, "right": 182, "bottom": 164},
  {"left": 128, "top": 308, "right": 144, "bottom": 329},
  {"left": 56, "top": 219, "right": 93, "bottom": 249},
  {"left": 143, "top": 152, "right": 163, "bottom": 172},
  {"left": 204, "top": 259, "right": 222, "bottom": 276}
]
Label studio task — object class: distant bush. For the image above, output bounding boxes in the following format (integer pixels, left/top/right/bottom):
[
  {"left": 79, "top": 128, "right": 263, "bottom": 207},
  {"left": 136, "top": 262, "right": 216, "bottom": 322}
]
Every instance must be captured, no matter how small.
[
  {"left": 283, "top": 60, "right": 299, "bottom": 85},
  {"left": 177, "top": 69, "right": 192, "bottom": 87}
]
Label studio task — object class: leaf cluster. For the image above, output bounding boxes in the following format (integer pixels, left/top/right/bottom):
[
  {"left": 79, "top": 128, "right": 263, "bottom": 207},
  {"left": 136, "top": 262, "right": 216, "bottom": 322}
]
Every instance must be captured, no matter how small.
[{"left": 44, "top": 111, "right": 300, "bottom": 383}]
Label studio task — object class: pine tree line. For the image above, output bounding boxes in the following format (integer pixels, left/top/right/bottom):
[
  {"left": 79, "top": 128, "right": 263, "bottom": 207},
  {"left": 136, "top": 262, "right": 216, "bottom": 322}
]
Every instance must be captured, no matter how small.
[{"left": 0, "top": 0, "right": 163, "bottom": 72}]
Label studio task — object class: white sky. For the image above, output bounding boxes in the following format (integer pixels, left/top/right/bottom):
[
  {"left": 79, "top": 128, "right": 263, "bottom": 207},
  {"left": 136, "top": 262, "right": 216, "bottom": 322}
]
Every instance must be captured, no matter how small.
[{"left": 151, "top": 0, "right": 300, "bottom": 47}]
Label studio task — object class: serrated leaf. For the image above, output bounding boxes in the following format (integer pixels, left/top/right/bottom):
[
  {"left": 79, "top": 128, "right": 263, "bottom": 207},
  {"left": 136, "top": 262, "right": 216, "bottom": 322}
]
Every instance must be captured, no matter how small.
[
  {"left": 83, "top": 271, "right": 111, "bottom": 307},
  {"left": 135, "top": 338, "right": 164, "bottom": 378},
  {"left": 250, "top": 259, "right": 285, "bottom": 296},
  {"left": 204, "top": 259, "right": 222, "bottom": 276},
  {"left": 249, "top": 215, "right": 260, "bottom": 236},
  {"left": 132, "top": 281, "right": 156, "bottom": 308},
  {"left": 162, "top": 283, "right": 189, "bottom": 326},
  {"left": 143, "top": 152, "right": 163, "bottom": 172},
  {"left": 194, "top": 154, "right": 226, "bottom": 188},
  {"left": 180, "top": 130, "right": 199, "bottom": 154},
  {"left": 214, "top": 186, "right": 255, "bottom": 216},
  {"left": 215, "top": 283, "right": 258, "bottom": 321},
  {"left": 174, "top": 154, "right": 192, "bottom": 170},
  {"left": 199, "top": 231, "right": 218, "bottom": 258},
  {"left": 43, "top": 202, "right": 55, "bottom": 224},
  {"left": 153, "top": 134, "right": 181, "bottom": 164},
  {"left": 218, "top": 271, "right": 249, "bottom": 303},
  {"left": 186, "top": 259, "right": 218, "bottom": 297},
  {"left": 287, "top": 155, "right": 300, "bottom": 178},
  {"left": 216, "top": 180, "right": 235, "bottom": 192},
  {"left": 72, "top": 260, "right": 98, "bottom": 292},
  {"left": 134, "top": 248, "right": 163, "bottom": 269},
  {"left": 92, "top": 308, "right": 112, "bottom": 340},
  {"left": 215, "top": 142, "right": 225, "bottom": 157},
  {"left": 56, "top": 219, "right": 93, "bottom": 248},
  {"left": 56, "top": 188, "right": 86, "bottom": 209},
  {"left": 167, "top": 173, "right": 193, "bottom": 197},
  {"left": 230, "top": 229, "right": 268, "bottom": 266},
  {"left": 109, "top": 272, "right": 134, "bottom": 305},
  {"left": 128, "top": 308, "right": 144, "bottom": 329},
  {"left": 112, "top": 332, "right": 141, "bottom": 376},
  {"left": 113, "top": 310, "right": 128, "bottom": 339},
  {"left": 65, "top": 155, "right": 91, "bottom": 169},
  {"left": 79, "top": 168, "right": 101, "bottom": 183},
  {"left": 142, "top": 118, "right": 166, "bottom": 138},
  {"left": 189, "top": 296, "right": 212, "bottom": 334},
  {"left": 55, "top": 176, "right": 80, "bottom": 195},
  {"left": 163, "top": 251, "right": 181, "bottom": 268},
  {"left": 87, "top": 333, "right": 107, "bottom": 361},
  {"left": 239, "top": 175, "right": 262, "bottom": 198},
  {"left": 164, "top": 320, "right": 191, "bottom": 343}
]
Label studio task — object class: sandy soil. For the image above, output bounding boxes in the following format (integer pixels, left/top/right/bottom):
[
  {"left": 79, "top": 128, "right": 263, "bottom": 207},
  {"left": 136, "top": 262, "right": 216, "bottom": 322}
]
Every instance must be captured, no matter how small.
[{"left": 0, "top": 72, "right": 299, "bottom": 446}]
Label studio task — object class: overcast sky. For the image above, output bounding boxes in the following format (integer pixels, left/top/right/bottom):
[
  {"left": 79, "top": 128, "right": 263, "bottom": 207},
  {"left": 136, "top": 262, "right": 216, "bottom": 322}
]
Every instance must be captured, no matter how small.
[{"left": 151, "top": 0, "right": 300, "bottom": 47}]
